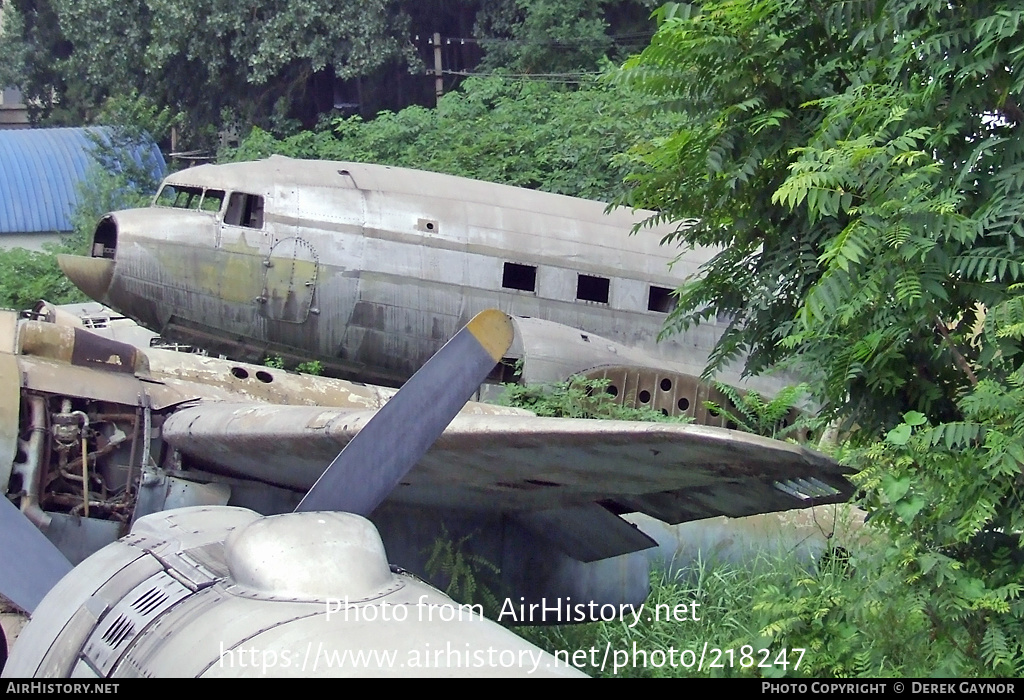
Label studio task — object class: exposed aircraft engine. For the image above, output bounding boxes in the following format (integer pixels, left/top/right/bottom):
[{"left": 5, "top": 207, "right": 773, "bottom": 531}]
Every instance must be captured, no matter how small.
[
  {"left": 6, "top": 322, "right": 155, "bottom": 559},
  {"left": 4, "top": 309, "right": 584, "bottom": 676},
  {"left": 1, "top": 304, "right": 855, "bottom": 627}
]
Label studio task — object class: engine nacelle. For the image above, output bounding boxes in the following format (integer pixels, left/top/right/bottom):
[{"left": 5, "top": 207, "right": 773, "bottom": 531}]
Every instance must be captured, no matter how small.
[{"left": 5, "top": 507, "right": 581, "bottom": 677}]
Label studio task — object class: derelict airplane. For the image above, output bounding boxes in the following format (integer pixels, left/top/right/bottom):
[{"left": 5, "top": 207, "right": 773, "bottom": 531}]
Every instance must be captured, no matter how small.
[
  {"left": 0, "top": 298, "right": 851, "bottom": 639},
  {"left": 41, "top": 157, "right": 854, "bottom": 603},
  {"left": 57, "top": 155, "right": 799, "bottom": 417},
  {"left": 0, "top": 308, "right": 849, "bottom": 676},
  {"left": 1, "top": 310, "right": 586, "bottom": 676}
]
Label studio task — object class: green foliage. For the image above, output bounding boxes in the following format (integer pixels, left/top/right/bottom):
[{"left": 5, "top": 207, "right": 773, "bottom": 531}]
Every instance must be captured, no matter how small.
[
  {"left": 261, "top": 357, "right": 324, "bottom": 375},
  {"left": 523, "top": 540, "right": 956, "bottom": 677},
  {"left": 617, "top": 0, "right": 1024, "bottom": 433},
  {"left": 615, "top": 0, "right": 1024, "bottom": 675},
  {"left": 423, "top": 526, "right": 502, "bottom": 619},
  {"left": 476, "top": 0, "right": 614, "bottom": 74},
  {"left": 843, "top": 292, "right": 1024, "bottom": 675},
  {"left": 703, "top": 382, "right": 810, "bottom": 439},
  {"left": 0, "top": 241, "right": 87, "bottom": 310},
  {"left": 498, "top": 375, "right": 691, "bottom": 422},
  {"left": 262, "top": 355, "right": 286, "bottom": 370},
  {"left": 295, "top": 360, "right": 323, "bottom": 376},
  {"left": 227, "top": 75, "right": 679, "bottom": 202},
  {"left": 0, "top": 0, "right": 654, "bottom": 137},
  {"left": 0, "top": 0, "right": 413, "bottom": 131}
]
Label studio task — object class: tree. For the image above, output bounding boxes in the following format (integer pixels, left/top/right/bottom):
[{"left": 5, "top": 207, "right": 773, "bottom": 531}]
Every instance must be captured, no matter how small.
[
  {"left": 0, "top": 93, "right": 171, "bottom": 311},
  {"left": 0, "top": 0, "right": 658, "bottom": 138},
  {"left": 0, "top": 0, "right": 80, "bottom": 123},
  {"left": 0, "top": 0, "right": 415, "bottom": 133},
  {"left": 228, "top": 75, "right": 679, "bottom": 202},
  {"left": 618, "top": 1, "right": 1024, "bottom": 432},
  {"left": 476, "top": 0, "right": 614, "bottom": 74},
  {"left": 618, "top": 0, "right": 1024, "bottom": 674}
]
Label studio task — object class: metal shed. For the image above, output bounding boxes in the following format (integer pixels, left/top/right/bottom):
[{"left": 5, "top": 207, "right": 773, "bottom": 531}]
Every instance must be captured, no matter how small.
[{"left": 0, "top": 127, "right": 165, "bottom": 246}]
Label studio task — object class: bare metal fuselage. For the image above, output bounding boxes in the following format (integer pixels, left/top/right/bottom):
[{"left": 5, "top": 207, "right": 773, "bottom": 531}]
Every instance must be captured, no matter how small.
[{"left": 62, "top": 157, "right": 726, "bottom": 387}]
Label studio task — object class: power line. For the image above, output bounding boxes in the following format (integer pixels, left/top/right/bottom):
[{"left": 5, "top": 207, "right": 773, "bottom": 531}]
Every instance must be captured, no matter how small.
[
  {"left": 441, "top": 69, "right": 605, "bottom": 84},
  {"left": 412, "top": 33, "right": 654, "bottom": 48}
]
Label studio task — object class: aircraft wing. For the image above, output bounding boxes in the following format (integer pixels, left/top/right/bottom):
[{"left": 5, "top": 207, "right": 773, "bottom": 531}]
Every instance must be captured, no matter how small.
[{"left": 162, "top": 404, "right": 854, "bottom": 526}]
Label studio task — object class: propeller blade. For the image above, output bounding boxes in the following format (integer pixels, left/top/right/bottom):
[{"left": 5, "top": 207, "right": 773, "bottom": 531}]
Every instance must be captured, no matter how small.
[
  {"left": 0, "top": 497, "right": 73, "bottom": 614},
  {"left": 297, "top": 309, "right": 513, "bottom": 515}
]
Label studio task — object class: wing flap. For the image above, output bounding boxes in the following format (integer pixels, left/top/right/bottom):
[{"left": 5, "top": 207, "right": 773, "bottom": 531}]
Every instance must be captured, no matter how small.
[{"left": 514, "top": 504, "right": 658, "bottom": 562}]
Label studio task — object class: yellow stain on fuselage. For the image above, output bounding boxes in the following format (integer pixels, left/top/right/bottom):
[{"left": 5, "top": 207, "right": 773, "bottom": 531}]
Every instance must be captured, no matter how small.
[{"left": 154, "top": 233, "right": 265, "bottom": 306}]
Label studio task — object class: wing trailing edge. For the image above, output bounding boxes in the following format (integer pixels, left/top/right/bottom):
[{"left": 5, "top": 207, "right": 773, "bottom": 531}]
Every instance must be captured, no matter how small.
[{"left": 162, "top": 405, "right": 854, "bottom": 534}]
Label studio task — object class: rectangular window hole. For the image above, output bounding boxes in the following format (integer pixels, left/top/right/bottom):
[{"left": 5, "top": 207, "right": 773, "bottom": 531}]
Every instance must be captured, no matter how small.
[
  {"left": 502, "top": 262, "right": 537, "bottom": 292},
  {"left": 224, "top": 193, "right": 265, "bottom": 229},
  {"left": 576, "top": 274, "right": 610, "bottom": 303},
  {"left": 648, "top": 285, "right": 676, "bottom": 312}
]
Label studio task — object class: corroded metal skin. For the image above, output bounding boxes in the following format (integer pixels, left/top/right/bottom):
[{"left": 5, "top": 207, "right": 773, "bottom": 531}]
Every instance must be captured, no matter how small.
[
  {"left": 55, "top": 255, "right": 114, "bottom": 304},
  {"left": 161, "top": 407, "right": 848, "bottom": 517},
  {"left": 0, "top": 305, "right": 855, "bottom": 640},
  {"left": 61, "top": 157, "right": 777, "bottom": 390}
]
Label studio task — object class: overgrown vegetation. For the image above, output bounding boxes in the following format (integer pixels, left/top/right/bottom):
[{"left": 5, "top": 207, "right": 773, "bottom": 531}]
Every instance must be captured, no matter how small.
[
  {"left": 262, "top": 355, "right": 325, "bottom": 375},
  {"left": 613, "top": 0, "right": 1024, "bottom": 675},
  {"left": 498, "top": 374, "right": 691, "bottom": 421},
  {"left": 296, "top": 360, "right": 324, "bottom": 376},
  {"left": 702, "top": 382, "right": 810, "bottom": 440},
  {"left": 0, "top": 0, "right": 659, "bottom": 138},
  {"left": 423, "top": 525, "right": 503, "bottom": 620},
  {"left": 0, "top": 243, "right": 86, "bottom": 310},
  {"left": 226, "top": 75, "right": 676, "bottom": 202},
  {"left": 521, "top": 541, "right": 965, "bottom": 678}
]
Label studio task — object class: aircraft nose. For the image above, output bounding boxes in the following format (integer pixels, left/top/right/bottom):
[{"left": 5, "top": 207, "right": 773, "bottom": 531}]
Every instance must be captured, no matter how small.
[{"left": 57, "top": 254, "right": 115, "bottom": 303}]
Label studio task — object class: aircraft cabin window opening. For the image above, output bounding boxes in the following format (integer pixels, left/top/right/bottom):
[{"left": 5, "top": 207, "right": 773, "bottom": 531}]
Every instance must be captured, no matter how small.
[
  {"left": 576, "top": 274, "right": 610, "bottom": 304},
  {"left": 224, "top": 192, "right": 265, "bottom": 229},
  {"left": 502, "top": 262, "right": 537, "bottom": 292},
  {"left": 648, "top": 285, "right": 676, "bottom": 313}
]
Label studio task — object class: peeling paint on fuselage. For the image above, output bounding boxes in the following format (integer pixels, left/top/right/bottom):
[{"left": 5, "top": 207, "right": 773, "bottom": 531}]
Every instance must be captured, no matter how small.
[{"left": 96, "top": 157, "right": 726, "bottom": 387}]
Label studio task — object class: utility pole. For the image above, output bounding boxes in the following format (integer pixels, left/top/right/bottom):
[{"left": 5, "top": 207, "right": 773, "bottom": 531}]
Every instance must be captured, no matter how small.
[{"left": 433, "top": 33, "right": 443, "bottom": 105}]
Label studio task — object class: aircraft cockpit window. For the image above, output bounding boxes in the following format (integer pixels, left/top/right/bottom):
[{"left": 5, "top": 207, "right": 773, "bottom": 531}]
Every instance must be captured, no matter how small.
[
  {"left": 200, "top": 189, "right": 225, "bottom": 213},
  {"left": 154, "top": 184, "right": 223, "bottom": 214},
  {"left": 224, "top": 193, "right": 265, "bottom": 229},
  {"left": 576, "top": 274, "right": 610, "bottom": 304},
  {"left": 154, "top": 185, "right": 180, "bottom": 207},
  {"left": 172, "top": 187, "right": 202, "bottom": 209}
]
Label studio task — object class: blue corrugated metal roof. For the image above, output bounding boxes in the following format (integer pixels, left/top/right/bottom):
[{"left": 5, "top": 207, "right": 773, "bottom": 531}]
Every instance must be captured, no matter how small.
[{"left": 0, "top": 127, "right": 166, "bottom": 234}]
